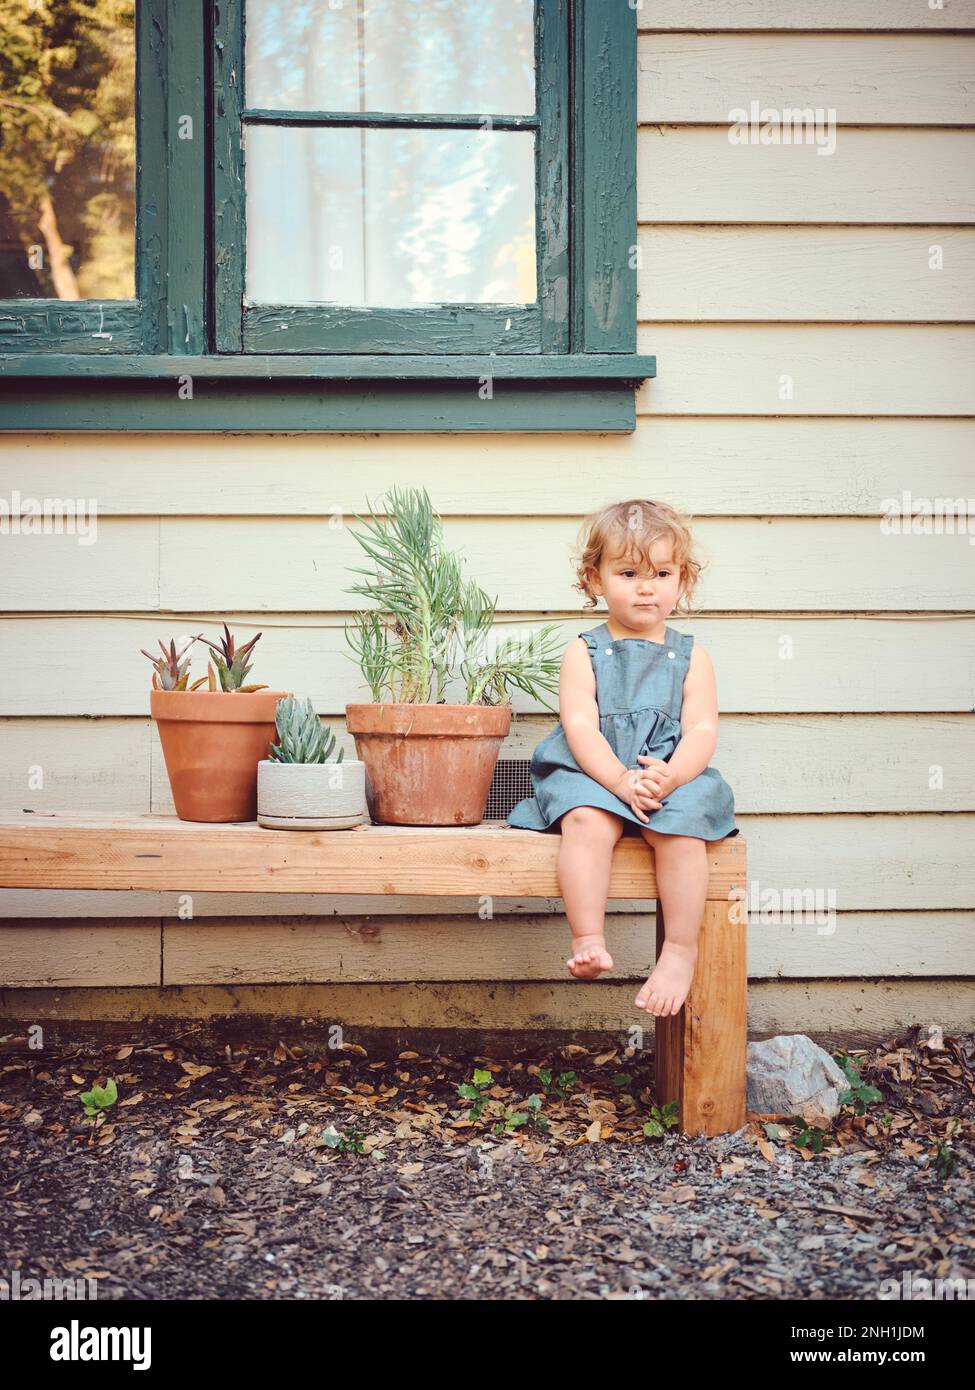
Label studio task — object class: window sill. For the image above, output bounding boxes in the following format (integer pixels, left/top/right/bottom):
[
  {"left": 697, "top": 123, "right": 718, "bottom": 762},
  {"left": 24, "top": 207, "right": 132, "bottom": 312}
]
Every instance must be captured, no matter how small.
[
  {"left": 0, "top": 353, "right": 655, "bottom": 432},
  {"left": 0, "top": 352, "right": 655, "bottom": 382}
]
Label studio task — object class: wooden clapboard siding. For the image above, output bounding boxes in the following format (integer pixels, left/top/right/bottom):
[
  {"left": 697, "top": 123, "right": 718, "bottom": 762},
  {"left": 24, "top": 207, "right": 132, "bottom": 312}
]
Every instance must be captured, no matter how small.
[
  {"left": 1, "top": 910, "right": 972, "bottom": 990},
  {"left": 155, "top": 910, "right": 975, "bottom": 986},
  {"left": 635, "top": 326, "right": 975, "bottom": 413},
  {"left": 3, "top": 515, "right": 974, "bottom": 611},
  {"left": 2, "top": 982, "right": 973, "bottom": 1048},
  {"left": 3, "top": 421, "right": 974, "bottom": 511},
  {"left": 637, "top": 129, "right": 974, "bottom": 222},
  {"left": 1, "top": 4, "right": 972, "bottom": 1040},
  {"left": 637, "top": 229, "right": 975, "bottom": 321},
  {"left": 0, "top": 923, "right": 162, "bottom": 987},
  {"left": 1, "top": 715, "right": 973, "bottom": 816},
  {"left": 1, "top": 618, "right": 972, "bottom": 715},
  {"left": 0, "top": 719, "right": 152, "bottom": 811},
  {"left": 638, "top": 2, "right": 975, "bottom": 31},
  {"left": 148, "top": 717, "right": 970, "bottom": 816},
  {"left": 638, "top": 36, "right": 975, "bottom": 125}
]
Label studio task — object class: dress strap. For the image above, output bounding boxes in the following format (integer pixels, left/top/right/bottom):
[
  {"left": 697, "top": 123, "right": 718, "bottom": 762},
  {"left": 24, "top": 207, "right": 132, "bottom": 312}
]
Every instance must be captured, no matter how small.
[{"left": 577, "top": 622, "right": 606, "bottom": 653}]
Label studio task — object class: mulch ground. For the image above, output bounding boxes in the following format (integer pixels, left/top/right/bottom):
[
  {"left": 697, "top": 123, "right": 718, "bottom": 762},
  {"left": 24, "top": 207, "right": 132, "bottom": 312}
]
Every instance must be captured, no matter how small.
[{"left": 1, "top": 1024, "right": 972, "bottom": 1301}]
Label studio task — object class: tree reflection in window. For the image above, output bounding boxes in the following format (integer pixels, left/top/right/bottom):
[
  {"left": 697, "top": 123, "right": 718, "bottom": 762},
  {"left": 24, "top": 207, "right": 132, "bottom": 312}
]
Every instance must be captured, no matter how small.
[{"left": 0, "top": 0, "right": 135, "bottom": 300}]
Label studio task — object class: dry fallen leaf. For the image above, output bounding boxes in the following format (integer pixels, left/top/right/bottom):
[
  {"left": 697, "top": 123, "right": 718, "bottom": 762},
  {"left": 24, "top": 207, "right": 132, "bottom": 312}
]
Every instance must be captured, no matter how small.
[
  {"left": 659, "top": 1185, "right": 695, "bottom": 1205},
  {"left": 717, "top": 1156, "right": 749, "bottom": 1176}
]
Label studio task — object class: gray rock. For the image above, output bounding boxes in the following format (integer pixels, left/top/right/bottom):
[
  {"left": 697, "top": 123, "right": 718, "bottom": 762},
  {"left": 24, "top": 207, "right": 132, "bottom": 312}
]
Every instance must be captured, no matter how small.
[{"left": 747, "top": 1034, "right": 848, "bottom": 1120}]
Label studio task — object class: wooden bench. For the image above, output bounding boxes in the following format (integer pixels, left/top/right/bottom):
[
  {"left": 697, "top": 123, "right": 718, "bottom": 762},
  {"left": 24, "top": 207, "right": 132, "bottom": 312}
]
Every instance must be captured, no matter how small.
[{"left": 0, "top": 814, "right": 747, "bottom": 1136}]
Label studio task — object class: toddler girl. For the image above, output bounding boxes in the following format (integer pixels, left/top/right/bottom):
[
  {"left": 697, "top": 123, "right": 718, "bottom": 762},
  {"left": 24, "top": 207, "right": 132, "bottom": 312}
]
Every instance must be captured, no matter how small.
[{"left": 507, "top": 498, "right": 739, "bottom": 1017}]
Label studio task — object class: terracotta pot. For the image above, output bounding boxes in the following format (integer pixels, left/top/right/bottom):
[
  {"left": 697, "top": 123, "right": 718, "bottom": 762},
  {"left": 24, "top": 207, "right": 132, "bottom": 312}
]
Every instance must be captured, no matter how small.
[
  {"left": 151, "top": 689, "right": 290, "bottom": 822},
  {"left": 345, "top": 702, "right": 512, "bottom": 825}
]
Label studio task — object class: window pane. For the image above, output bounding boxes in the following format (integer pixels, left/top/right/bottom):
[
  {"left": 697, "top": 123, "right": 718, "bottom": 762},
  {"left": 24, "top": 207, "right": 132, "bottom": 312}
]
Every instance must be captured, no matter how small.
[
  {"left": 246, "top": 0, "right": 535, "bottom": 116},
  {"left": 0, "top": 0, "right": 136, "bottom": 300},
  {"left": 245, "top": 126, "right": 536, "bottom": 306}
]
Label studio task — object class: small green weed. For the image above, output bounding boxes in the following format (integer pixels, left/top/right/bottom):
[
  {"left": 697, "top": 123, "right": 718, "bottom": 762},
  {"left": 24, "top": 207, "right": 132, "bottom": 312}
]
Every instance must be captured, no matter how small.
[
  {"left": 643, "top": 1101, "right": 679, "bottom": 1139},
  {"left": 79, "top": 1077, "right": 118, "bottom": 1122},
  {"left": 456, "top": 1068, "right": 494, "bottom": 1121}
]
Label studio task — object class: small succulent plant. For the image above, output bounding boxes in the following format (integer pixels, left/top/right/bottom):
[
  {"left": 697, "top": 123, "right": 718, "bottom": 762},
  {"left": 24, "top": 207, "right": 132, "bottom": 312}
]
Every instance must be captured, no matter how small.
[
  {"left": 199, "top": 624, "right": 268, "bottom": 693},
  {"left": 269, "top": 695, "right": 344, "bottom": 764},
  {"left": 141, "top": 634, "right": 203, "bottom": 690}
]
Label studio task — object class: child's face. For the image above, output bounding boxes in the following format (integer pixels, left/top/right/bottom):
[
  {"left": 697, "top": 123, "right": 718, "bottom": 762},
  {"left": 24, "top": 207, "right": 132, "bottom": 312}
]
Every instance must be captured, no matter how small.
[{"left": 590, "top": 537, "right": 682, "bottom": 627}]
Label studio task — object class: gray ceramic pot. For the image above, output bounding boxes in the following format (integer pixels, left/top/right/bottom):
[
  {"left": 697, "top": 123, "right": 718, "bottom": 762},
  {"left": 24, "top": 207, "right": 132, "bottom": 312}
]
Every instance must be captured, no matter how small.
[{"left": 256, "top": 759, "right": 369, "bottom": 830}]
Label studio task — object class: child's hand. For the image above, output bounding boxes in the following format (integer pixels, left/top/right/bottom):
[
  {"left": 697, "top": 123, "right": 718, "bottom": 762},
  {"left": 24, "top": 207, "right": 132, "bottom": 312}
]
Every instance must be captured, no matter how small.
[
  {"left": 613, "top": 767, "right": 662, "bottom": 822},
  {"left": 635, "top": 754, "right": 679, "bottom": 801}
]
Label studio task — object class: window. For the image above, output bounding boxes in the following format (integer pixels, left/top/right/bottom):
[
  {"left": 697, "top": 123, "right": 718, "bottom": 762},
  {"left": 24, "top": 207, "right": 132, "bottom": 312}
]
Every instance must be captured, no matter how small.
[
  {"left": 0, "top": 0, "right": 166, "bottom": 351},
  {"left": 0, "top": 0, "right": 654, "bottom": 431}
]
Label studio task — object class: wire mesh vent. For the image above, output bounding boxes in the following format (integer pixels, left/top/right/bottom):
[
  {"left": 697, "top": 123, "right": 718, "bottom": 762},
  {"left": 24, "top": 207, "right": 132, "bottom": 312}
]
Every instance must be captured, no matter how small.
[{"left": 485, "top": 758, "right": 533, "bottom": 820}]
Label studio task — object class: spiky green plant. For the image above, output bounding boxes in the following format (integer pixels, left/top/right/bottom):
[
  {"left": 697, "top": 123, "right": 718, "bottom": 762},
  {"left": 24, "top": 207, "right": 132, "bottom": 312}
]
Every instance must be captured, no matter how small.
[
  {"left": 268, "top": 696, "right": 344, "bottom": 764},
  {"left": 199, "top": 624, "right": 268, "bottom": 693},
  {"left": 141, "top": 634, "right": 203, "bottom": 690},
  {"left": 343, "top": 485, "right": 563, "bottom": 710},
  {"left": 345, "top": 608, "right": 394, "bottom": 706}
]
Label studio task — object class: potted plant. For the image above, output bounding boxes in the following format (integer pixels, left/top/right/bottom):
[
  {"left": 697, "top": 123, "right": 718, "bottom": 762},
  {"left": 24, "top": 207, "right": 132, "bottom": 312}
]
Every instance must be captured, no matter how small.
[
  {"left": 343, "top": 485, "right": 563, "bottom": 826},
  {"left": 257, "top": 696, "right": 368, "bottom": 830},
  {"left": 144, "top": 625, "right": 289, "bottom": 823}
]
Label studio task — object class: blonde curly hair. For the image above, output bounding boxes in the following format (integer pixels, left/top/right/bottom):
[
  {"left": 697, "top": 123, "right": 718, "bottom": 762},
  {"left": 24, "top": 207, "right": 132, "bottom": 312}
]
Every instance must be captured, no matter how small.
[{"left": 572, "top": 498, "right": 704, "bottom": 616}]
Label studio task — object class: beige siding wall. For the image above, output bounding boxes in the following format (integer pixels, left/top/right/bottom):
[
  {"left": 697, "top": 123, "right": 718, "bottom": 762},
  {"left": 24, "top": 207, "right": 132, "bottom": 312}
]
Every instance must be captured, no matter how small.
[{"left": 2, "top": 2, "right": 973, "bottom": 1037}]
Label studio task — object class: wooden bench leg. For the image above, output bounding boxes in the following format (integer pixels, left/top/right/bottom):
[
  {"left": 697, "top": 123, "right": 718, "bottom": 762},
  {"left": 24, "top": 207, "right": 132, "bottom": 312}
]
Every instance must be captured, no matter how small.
[{"left": 654, "top": 887, "right": 748, "bottom": 1137}]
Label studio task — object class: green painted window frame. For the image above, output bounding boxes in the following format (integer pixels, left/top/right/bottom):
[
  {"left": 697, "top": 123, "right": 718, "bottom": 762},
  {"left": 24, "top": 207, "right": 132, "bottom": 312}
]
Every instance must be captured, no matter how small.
[{"left": 0, "top": 0, "right": 655, "bottom": 431}]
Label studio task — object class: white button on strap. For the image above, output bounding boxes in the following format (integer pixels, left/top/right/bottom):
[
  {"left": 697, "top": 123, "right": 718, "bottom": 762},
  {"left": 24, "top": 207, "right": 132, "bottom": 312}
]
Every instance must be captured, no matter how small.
[
  {"left": 605, "top": 646, "right": 613, "bottom": 654},
  {"left": 668, "top": 650, "right": 675, "bottom": 658}
]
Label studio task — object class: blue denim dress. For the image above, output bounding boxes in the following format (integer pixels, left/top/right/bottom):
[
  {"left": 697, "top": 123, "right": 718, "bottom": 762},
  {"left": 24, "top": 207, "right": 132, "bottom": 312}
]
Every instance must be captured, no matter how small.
[{"left": 507, "top": 620, "right": 740, "bottom": 841}]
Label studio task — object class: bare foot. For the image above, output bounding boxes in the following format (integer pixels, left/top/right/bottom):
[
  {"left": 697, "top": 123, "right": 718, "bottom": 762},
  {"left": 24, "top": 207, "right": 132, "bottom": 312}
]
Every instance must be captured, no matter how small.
[
  {"left": 634, "top": 942, "right": 698, "bottom": 1016},
  {"left": 567, "top": 933, "right": 614, "bottom": 980}
]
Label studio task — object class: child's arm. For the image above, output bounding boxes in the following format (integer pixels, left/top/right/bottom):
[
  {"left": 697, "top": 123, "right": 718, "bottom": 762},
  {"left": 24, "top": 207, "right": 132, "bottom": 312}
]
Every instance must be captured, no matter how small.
[
  {"left": 639, "top": 643, "right": 719, "bottom": 797},
  {"left": 559, "top": 638, "right": 658, "bottom": 820}
]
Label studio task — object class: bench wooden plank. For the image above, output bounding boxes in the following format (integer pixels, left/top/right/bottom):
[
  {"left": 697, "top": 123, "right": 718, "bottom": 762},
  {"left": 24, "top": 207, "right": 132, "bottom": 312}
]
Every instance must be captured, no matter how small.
[{"left": 0, "top": 815, "right": 745, "bottom": 900}]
